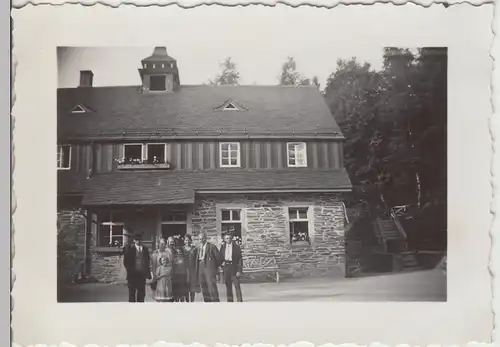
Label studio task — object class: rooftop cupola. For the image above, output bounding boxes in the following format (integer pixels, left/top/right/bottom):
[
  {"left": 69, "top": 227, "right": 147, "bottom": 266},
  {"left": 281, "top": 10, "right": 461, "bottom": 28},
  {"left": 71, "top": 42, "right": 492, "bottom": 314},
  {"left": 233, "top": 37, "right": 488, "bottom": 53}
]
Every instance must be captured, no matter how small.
[{"left": 138, "top": 46, "right": 180, "bottom": 92}]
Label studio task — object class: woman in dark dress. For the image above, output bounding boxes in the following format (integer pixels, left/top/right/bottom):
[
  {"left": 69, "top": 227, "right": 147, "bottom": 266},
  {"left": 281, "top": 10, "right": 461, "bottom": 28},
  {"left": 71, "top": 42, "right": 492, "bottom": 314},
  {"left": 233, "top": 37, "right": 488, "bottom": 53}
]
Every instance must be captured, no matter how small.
[
  {"left": 183, "top": 234, "right": 199, "bottom": 302},
  {"left": 170, "top": 236, "right": 189, "bottom": 302}
]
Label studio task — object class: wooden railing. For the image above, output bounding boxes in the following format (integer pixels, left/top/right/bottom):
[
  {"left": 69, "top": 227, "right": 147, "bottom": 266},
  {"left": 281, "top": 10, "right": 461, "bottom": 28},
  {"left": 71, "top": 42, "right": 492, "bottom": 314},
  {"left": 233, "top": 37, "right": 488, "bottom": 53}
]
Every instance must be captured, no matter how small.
[
  {"left": 390, "top": 209, "right": 408, "bottom": 239},
  {"left": 391, "top": 205, "right": 409, "bottom": 217}
]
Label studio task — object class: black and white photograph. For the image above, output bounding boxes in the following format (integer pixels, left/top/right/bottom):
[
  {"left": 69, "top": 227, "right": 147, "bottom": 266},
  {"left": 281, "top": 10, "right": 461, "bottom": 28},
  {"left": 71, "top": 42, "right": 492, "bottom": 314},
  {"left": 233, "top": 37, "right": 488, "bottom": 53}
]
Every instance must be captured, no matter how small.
[
  {"left": 56, "top": 43, "right": 447, "bottom": 303},
  {"left": 12, "top": 4, "right": 493, "bottom": 345}
]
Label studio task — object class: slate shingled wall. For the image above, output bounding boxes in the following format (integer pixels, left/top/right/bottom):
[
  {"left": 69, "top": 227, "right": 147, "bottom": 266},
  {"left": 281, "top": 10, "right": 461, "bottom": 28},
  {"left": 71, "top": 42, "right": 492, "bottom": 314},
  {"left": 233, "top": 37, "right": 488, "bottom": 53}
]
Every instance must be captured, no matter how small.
[{"left": 191, "top": 193, "right": 346, "bottom": 279}]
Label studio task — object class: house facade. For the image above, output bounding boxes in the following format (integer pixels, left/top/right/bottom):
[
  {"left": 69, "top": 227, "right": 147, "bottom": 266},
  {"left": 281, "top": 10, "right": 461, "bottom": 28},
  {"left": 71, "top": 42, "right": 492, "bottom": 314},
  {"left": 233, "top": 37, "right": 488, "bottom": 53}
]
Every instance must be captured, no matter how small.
[{"left": 57, "top": 47, "right": 352, "bottom": 285}]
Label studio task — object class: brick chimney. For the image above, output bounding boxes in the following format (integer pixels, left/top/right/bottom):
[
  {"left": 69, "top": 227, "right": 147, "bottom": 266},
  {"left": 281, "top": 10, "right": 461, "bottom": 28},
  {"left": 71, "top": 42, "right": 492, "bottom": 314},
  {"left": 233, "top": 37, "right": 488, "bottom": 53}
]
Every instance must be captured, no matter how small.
[{"left": 79, "top": 70, "right": 94, "bottom": 87}]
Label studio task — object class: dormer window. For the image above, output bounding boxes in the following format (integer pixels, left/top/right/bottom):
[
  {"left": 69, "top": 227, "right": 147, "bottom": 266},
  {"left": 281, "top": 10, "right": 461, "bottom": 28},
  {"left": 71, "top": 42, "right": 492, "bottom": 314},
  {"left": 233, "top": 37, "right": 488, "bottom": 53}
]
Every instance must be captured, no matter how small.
[
  {"left": 215, "top": 99, "right": 246, "bottom": 112},
  {"left": 150, "top": 75, "right": 167, "bottom": 91},
  {"left": 223, "top": 103, "right": 237, "bottom": 111},
  {"left": 70, "top": 104, "right": 89, "bottom": 114}
]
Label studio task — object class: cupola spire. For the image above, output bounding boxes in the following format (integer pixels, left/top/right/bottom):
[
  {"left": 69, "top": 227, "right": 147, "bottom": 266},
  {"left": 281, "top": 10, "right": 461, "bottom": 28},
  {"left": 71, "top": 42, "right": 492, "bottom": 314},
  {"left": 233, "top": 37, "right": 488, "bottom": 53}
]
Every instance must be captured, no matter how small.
[{"left": 138, "top": 46, "right": 180, "bottom": 92}]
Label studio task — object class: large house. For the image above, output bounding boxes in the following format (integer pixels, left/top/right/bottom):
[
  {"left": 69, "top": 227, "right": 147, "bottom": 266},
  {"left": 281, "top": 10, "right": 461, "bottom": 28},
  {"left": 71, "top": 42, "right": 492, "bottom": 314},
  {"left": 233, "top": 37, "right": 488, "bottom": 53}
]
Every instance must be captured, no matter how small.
[{"left": 57, "top": 47, "right": 352, "bottom": 285}]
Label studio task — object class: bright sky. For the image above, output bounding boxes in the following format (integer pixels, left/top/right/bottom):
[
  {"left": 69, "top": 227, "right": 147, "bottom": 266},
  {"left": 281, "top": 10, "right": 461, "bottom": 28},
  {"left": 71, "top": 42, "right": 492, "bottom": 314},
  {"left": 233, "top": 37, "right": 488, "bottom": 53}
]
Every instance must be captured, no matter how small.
[{"left": 57, "top": 6, "right": 389, "bottom": 89}]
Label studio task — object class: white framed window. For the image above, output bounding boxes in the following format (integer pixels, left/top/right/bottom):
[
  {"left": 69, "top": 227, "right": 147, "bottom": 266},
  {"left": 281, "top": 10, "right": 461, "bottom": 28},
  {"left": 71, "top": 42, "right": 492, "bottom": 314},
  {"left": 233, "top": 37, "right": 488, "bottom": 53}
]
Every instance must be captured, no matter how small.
[
  {"left": 161, "top": 210, "right": 188, "bottom": 240},
  {"left": 123, "top": 144, "right": 143, "bottom": 163},
  {"left": 287, "top": 142, "right": 307, "bottom": 167},
  {"left": 288, "top": 207, "right": 311, "bottom": 244},
  {"left": 220, "top": 208, "right": 243, "bottom": 244},
  {"left": 57, "top": 145, "right": 71, "bottom": 170},
  {"left": 146, "top": 143, "right": 166, "bottom": 164},
  {"left": 153, "top": 64, "right": 156, "bottom": 68},
  {"left": 161, "top": 63, "right": 165, "bottom": 68},
  {"left": 220, "top": 142, "right": 240, "bottom": 168},
  {"left": 99, "top": 211, "right": 125, "bottom": 247}
]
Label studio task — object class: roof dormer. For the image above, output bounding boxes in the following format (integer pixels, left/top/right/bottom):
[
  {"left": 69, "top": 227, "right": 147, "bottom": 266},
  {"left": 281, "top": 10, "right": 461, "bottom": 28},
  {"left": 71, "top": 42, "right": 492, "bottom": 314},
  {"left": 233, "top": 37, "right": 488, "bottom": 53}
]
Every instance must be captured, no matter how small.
[
  {"left": 215, "top": 99, "right": 247, "bottom": 112},
  {"left": 69, "top": 104, "right": 92, "bottom": 114}
]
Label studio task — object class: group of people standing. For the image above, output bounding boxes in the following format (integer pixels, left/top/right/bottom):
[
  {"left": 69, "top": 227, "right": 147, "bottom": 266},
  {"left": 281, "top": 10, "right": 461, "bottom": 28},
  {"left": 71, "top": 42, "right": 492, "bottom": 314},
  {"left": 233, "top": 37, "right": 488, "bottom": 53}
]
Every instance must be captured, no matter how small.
[{"left": 123, "top": 231, "right": 243, "bottom": 303}]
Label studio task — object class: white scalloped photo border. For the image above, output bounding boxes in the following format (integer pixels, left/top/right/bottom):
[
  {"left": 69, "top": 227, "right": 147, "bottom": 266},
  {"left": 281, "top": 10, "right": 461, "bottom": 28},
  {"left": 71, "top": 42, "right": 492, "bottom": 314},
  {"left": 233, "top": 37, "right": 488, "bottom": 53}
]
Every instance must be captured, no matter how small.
[
  {"left": 9, "top": 1, "right": 498, "bottom": 347},
  {"left": 9, "top": 0, "right": 496, "bottom": 8}
]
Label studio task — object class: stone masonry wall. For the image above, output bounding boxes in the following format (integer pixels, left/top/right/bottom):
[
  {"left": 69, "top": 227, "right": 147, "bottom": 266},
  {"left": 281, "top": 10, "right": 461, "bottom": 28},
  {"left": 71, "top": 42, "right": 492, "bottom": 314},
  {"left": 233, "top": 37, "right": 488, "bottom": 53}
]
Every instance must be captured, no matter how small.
[
  {"left": 57, "top": 209, "right": 86, "bottom": 285},
  {"left": 191, "top": 193, "right": 346, "bottom": 279},
  {"left": 91, "top": 253, "right": 126, "bottom": 284}
]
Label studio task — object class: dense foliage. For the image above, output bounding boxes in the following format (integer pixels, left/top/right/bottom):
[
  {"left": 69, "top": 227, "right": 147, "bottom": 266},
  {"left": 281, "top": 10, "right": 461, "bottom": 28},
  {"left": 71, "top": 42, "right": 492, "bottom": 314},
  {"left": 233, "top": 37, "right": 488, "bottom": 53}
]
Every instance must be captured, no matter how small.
[
  {"left": 323, "top": 48, "right": 447, "bottom": 249},
  {"left": 209, "top": 57, "right": 241, "bottom": 85},
  {"left": 278, "top": 57, "right": 320, "bottom": 87}
]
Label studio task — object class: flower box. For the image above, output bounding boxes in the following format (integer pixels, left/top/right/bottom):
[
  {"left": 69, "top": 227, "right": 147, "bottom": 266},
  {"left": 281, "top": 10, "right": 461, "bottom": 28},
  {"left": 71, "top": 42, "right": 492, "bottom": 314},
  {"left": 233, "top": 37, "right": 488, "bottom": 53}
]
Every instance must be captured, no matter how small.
[{"left": 117, "top": 163, "right": 171, "bottom": 170}]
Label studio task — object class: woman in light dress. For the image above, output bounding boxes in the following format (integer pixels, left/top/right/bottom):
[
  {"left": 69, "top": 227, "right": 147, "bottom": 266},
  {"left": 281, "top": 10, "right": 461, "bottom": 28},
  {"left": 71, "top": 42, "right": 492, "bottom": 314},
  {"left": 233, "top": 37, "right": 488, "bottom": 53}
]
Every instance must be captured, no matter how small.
[{"left": 151, "top": 237, "right": 174, "bottom": 302}]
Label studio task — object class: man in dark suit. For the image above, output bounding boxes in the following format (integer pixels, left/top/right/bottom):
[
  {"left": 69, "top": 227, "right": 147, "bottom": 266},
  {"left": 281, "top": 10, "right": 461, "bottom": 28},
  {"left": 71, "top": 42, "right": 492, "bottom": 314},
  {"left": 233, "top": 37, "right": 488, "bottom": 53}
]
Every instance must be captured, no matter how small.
[
  {"left": 194, "top": 232, "right": 221, "bottom": 302},
  {"left": 220, "top": 231, "right": 243, "bottom": 302},
  {"left": 123, "top": 233, "right": 151, "bottom": 302}
]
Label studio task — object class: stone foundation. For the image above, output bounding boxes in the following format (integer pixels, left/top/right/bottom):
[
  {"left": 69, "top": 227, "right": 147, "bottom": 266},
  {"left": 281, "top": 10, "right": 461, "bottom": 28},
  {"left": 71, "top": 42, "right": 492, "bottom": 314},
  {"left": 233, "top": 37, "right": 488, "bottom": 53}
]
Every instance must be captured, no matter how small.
[
  {"left": 91, "top": 253, "right": 126, "bottom": 283},
  {"left": 191, "top": 193, "right": 346, "bottom": 278},
  {"left": 58, "top": 192, "right": 347, "bottom": 284}
]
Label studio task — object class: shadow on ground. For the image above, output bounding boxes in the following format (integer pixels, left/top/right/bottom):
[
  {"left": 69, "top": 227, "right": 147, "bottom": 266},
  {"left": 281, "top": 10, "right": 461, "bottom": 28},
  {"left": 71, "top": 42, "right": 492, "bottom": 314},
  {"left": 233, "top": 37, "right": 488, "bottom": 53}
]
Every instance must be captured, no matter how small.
[{"left": 59, "top": 268, "right": 446, "bottom": 303}]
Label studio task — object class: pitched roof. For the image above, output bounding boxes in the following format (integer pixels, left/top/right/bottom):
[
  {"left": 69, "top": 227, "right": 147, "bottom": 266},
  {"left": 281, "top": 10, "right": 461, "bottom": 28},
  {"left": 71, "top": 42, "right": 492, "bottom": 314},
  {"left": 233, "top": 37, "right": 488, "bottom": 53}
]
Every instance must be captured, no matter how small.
[
  {"left": 79, "top": 169, "right": 352, "bottom": 205},
  {"left": 58, "top": 171, "right": 88, "bottom": 194},
  {"left": 57, "top": 85, "right": 343, "bottom": 140},
  {"left": 142, "top": 47, "right": 176, "bottom": 62}
]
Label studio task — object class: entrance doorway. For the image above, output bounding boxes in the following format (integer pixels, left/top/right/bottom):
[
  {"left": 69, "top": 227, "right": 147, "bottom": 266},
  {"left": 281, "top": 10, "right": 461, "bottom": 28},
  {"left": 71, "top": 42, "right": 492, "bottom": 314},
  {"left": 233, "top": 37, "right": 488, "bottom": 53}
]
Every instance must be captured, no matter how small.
[
  {"left": 160, "top": 210, "right": 188, "bottom": 241},
  {"left": 161, "top": 224, "right": 187, "bottom": 240}
]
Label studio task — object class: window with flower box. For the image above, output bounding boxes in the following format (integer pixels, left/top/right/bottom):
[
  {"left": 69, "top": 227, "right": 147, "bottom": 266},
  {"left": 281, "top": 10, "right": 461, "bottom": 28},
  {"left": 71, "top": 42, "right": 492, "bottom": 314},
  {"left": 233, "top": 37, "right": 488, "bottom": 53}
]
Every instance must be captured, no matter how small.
[
  {"left": 221, "top": 209, "right": 243, "bottom": 245},
  {"left": 289, "top": 207, "right": 311, "bottom": 244},
  {"left": 98, "top": 211, "right": 125, "bottom": 248},
  {"left": 57, "top": 145, "right": 71, "bottom": 170},
  {"left": 287, "top": 142, "right": 307, "bottom": 167},
  {"left": 146, "top": 143, "right": 166, "bottom": 164},
  {"left": 219, "top": 142, "right": 240, "bottom": 168},
  {"left": 123, "top": 144, "right": 143, "bottom": 164}
]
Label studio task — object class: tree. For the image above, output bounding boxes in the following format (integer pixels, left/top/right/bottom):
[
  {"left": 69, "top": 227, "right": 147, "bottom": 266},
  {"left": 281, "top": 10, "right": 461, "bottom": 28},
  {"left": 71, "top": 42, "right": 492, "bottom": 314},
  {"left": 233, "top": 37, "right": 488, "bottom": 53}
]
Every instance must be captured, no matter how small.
[
  {"left": 209, "top": 57, "right": 240, "bottom": 85},
  {"left": 312, "top": 76, "right": 320, "bottom": 88},
  {"left": 324, "top": 48, "right": 447, "bottom": 249},
  {"left": 278, "top": 57, "right": 313, "bottom": 86}
]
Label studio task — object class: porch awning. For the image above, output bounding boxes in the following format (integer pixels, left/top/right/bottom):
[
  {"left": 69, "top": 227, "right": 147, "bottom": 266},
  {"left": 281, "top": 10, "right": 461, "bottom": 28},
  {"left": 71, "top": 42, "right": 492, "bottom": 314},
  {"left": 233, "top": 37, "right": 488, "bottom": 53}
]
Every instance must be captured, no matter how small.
[
  {"left": 82, "top": 172, "right": 195, "bottom": 206},
  {"left": 81, "top": 168, "right": 352, "bottom": 206}
]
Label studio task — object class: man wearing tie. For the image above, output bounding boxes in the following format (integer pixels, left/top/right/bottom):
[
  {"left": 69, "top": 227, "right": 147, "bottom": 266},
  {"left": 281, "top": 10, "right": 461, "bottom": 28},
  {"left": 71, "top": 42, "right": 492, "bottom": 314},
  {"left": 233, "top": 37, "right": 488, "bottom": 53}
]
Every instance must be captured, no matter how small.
[
  {"left": 220, "top": 231, "right": 243, "bottom": 302},
  {"left": 123, "top": 233, "right": 152, "bottom": 302},
  {"left": 195, "top": 232, "right": 221, "bottom": 302}
]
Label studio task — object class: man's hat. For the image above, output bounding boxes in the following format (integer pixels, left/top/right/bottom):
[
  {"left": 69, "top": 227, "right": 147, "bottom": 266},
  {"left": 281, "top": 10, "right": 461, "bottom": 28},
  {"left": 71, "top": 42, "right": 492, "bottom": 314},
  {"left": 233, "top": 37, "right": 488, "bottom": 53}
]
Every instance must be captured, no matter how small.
[{"left": 133, "top": 233, "right": 143, "bottom": 240}]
